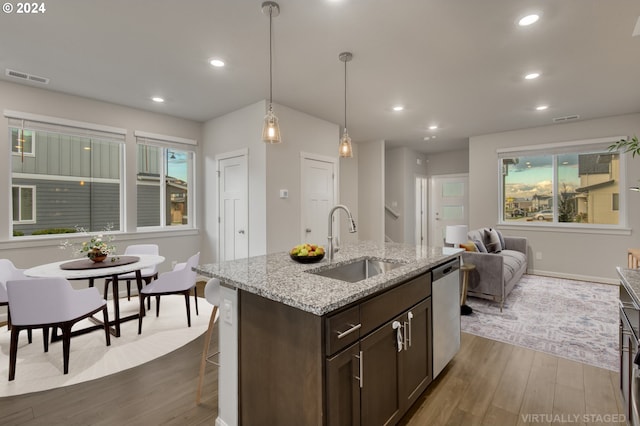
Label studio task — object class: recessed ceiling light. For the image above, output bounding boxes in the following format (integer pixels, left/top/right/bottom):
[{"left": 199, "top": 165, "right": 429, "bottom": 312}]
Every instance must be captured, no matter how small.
[
  {"left": 524, "top": 72, "right": 540, "bottom": 80},
  {"left": 518, "top": 14, "right": 539, "bottom": 26},
  {"left": 428, "top": 125, "right": 438, "bottom": 130},
  {"left": 393, "top": 105, "right": 404, "bottom": 111},
  {"left": 536, "top": 105, "right": 548, "bottom": 111},
  {"left": 152, "top": 97, "right": 165, "bottom": 103},
  {"left": 209, "top": 59, "right": 225, "bottom": 67}
]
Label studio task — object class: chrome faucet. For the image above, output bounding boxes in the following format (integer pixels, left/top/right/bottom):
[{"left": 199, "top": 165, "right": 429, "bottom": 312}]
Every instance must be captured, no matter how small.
[{"left": 328, "top": 204, "right": 357, "bottom": 261}]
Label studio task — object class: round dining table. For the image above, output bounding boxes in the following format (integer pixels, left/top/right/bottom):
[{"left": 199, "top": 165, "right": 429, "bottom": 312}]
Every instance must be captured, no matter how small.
[{"left": 25, "top": 254, "right": 165, "bottom": 338}]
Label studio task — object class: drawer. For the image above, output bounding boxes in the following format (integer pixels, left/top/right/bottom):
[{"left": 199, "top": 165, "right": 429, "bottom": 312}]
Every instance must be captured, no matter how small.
[
  {"left": 360, "top": 272, "right": 431, "bottom": 336},
  {"left": 326, "top": 305, "right": 360, "bottom": 356}
]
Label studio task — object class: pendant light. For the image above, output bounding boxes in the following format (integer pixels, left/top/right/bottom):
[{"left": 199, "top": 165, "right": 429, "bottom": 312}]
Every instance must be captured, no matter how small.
[
  {"left": 338, "top": 52, "right": 353, "bottom": 158},
  {"left": 261, "top": 1, "right": 282, "bottom": 144}
]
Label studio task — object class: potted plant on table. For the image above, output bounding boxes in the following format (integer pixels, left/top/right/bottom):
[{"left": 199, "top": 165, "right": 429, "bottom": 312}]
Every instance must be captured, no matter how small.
[
  {"left": 59, "top": 224, "right": 118, "bottom": 263},
  {"left": 80, "top": 235, "right": 116, "bottom": 263}
]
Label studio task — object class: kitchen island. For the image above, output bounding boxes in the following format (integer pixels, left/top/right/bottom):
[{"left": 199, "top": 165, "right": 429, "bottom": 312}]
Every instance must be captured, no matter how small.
[{"left": 195, "top": 240, "right": 461, "bottom": 426}]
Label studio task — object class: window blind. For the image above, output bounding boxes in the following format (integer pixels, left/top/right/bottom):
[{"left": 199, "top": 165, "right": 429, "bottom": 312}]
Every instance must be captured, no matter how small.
[{"left": 4, "top": 110, "right": 126, "bottom": 143}]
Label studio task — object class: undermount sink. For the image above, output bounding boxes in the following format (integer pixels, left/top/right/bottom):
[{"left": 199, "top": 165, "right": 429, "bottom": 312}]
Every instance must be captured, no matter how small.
[{"left": 308, "top": 258, "right": 404, "bottom": 283}]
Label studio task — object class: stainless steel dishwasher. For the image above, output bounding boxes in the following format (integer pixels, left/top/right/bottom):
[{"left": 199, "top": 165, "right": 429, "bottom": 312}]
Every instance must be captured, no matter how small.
[{"left": 432, "top": 258, "right": 461, "bottom": 378}]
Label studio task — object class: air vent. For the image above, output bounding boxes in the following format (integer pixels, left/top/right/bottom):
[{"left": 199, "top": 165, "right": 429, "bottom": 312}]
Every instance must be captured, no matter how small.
[
  {"left": 5, "top": 68, "right": 49, "bottom": 84},
  {"left": 552, "top": 114, "right": 580, "bottom": 123}
]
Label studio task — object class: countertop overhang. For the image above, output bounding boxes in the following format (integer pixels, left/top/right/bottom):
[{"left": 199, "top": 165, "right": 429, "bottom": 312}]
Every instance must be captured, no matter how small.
[
  {"left": 617, "top": 266, "right": 640, "bottom": 306},
  {"left": 195, "top": 241, "right": 461, "bottom": 316}
]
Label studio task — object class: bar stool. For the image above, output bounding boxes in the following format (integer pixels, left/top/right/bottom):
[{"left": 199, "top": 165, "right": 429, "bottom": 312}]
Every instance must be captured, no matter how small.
[
  {"left": 628, "top": 248, "right": 640, "bottom": 268},
  {"left": 196, "top": 278, "right": 220, "bottom": 405},
  {"left": 460, "top": 263, "right": 475, "bottom": 315}
]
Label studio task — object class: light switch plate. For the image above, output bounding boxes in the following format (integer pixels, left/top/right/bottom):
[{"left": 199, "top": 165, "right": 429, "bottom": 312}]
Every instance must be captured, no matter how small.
[
  {"left": 279, "top": 189, "right": 289, "bottom": 199},
  {"left": 223, "top": 299, "right": 233, "bottom": 325}
]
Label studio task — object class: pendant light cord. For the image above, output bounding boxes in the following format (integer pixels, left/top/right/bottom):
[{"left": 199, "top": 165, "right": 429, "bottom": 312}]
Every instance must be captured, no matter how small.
[
  {"left": 343, "top": 58, "right": 347, "bottom": 132},
  {"left": 269, "top": 7, "right": 273, "bottom": 106}
]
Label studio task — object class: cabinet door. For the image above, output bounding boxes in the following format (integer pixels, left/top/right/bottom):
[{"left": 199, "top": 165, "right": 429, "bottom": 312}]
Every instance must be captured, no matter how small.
[
  {"left": 326, "top": 343, "right": 361, "bottom": 426},
  {"left": 360, "top": 317, "right": 402, "bottom": 426},
  {"left": 400, "top": 298, "right": 432, "bottom": 411}
]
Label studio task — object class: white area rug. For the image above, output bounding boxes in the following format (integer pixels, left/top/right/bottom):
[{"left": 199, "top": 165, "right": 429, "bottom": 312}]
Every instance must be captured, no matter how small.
[
  {"left": 0, "top": 296, "right": 212, "bottom": 396},
  {"left": 461, "top": 274, "right": 619, "bottom": 371}
]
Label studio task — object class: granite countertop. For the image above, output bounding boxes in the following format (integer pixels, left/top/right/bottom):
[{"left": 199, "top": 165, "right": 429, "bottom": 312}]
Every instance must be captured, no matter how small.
[
  {"left": 194, "top": 240, "right": 461, "bottom": 316},
  {"left": 617, "top": 267, "right": 640, "bottom": 306}
]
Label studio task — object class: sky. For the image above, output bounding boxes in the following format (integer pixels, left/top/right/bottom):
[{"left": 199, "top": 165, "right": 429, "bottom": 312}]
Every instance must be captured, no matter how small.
[{"left": 505, "top": 154, "right": 579, "bottom": 199}]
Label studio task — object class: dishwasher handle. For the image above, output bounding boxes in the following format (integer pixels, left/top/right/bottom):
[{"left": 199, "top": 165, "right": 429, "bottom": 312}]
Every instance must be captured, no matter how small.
[{"left": 432, "top": 259, "right": 460, "bottom": 281}]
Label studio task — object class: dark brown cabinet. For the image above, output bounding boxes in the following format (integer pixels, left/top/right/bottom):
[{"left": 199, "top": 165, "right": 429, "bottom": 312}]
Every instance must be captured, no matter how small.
[
  {"left": 326, "top": 287, "right": 432, "bottom": 426},
  {"left": 326, "top": 342, "right": 361, "bottom": 426},
  {"left": 239, "top": 270, "right": 434, "bottom": 426},
  {"left": 399, "top": 298, "right": 432, "bottom": 410}
]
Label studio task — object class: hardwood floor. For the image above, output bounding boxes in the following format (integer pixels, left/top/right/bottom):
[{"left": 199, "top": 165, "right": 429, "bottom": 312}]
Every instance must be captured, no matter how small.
[
  {"left": 0, "top": 321, "right": 624, "bottom": 425},
  {"left": 400, "top": 333, "right": 624, "bottom": 426}
]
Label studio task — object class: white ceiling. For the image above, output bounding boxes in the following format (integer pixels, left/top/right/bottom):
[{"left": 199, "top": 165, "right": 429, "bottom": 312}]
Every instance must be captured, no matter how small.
[{"left": 1, "top": 0, "right": 639, "bottom": 154}]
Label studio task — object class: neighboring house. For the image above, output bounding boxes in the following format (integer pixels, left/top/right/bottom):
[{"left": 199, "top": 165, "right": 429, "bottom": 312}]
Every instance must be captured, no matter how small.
[
  {"left": 11, "top": 128, "right": 121, "bottom": 236},
  {"left": 575, "top": 153, "right": 619, "bottom": 224},
  {"left": 531, "top": 194, "right": 552, "bottom": 211}
]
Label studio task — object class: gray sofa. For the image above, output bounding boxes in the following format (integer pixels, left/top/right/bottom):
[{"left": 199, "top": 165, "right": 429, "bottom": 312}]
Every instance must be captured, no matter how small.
[{"left": 461, "top": 228, "right": 528, "bottom": 311}]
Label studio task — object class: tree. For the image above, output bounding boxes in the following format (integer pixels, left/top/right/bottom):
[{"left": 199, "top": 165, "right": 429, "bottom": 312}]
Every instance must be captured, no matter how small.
[{"left": 558, "top": 182, "right": 575, "bottom": 222}]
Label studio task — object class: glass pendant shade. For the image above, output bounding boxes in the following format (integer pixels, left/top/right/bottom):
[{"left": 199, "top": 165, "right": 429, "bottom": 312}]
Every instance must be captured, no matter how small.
[
  {"left": 339, "top": 130, "right": 353, "bottom": 158},
  {"left": 262, "top": 106, "right": 282, "bottom": 144}
]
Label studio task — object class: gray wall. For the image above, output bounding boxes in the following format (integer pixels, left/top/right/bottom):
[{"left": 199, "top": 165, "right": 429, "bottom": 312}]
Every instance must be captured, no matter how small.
[
  {"left": 203, "top": 100, "right": 341, "bottom": 262},
  {"left": 339, "top": 144, "right": 359, "bottom": 245},
  {"left": 469, "top": 112, "right": 640, "bottom": 283},
  {"left": 426, "top": 149, "right": 469, "bottom": 176},
  {"left": 358, "top": 140, "right": 385, "bottom": 243}
]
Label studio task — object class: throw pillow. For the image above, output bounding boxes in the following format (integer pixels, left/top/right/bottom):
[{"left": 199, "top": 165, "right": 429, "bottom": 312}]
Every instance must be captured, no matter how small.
[
  {"left": 472, "top": 238, "right": 487, "bottom": 253},
  {"left": 460, "top": 241, "right": 477, "bottom": 252},
  {"left": 492, "top": 228, "right": 506, "bottom": 249},
  {"left": 484, "top": 228, "right": 502, "bottom": 253}
]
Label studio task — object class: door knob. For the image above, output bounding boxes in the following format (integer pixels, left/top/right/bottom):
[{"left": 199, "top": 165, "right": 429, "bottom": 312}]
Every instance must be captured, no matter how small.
[
  {"left": 305, "top": 228, "right": 311, "bottom": 233},
  {"left": 238, "top": 229, "right": 245, "bottom": 234}
]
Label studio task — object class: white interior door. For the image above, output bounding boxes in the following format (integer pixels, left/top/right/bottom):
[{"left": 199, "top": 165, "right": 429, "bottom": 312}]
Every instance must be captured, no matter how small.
[
  {"left": 429, "top": 174, "right": 469, "bottom": 247},
  {"left": 218, "top": 153, "right": 248, "bottom": 261},
  {"left": 301, "top": 155, "right": 336, "bottom": 246},
  {"left": 415, "top": 176, "right": 428, "bottom": 247}
]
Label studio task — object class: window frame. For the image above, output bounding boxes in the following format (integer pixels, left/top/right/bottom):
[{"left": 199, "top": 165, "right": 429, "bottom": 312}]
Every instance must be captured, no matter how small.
[
  {"left": 6, "top": 110, "right": 126, "bottom": 238},
  {"left": 10, "top": 128, "right": 35, "bottom": 157},
  {"left": 135, "top": 131, "right": 197, "bottom": 231},
  {"left": 12, "top": 184, "right": 36, "bottom": 224},
  {"left": 497, "top": 136, "right": 628, "bottom": 230}
]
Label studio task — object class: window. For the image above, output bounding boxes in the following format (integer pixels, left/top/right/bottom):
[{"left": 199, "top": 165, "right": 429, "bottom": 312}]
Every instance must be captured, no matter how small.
[
  {"left": 7, "top": 112, "right": 125, "bottom": 237},
  {"left": 500, "top": 139, "right": 623, "bottom": 227},
  {"left": 136, "top": 132, "right": 196, "bottom": 229},
  {"left": 12, "top": 185, "right": 35, "bottom": 223},
  {"left": 11, "top": 129, "right": 34, "bottom": 156}
]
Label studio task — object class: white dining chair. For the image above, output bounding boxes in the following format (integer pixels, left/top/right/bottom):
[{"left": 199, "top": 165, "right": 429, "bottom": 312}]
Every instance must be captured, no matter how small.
[
  {"left": 137, "top": 252, "right": 200, "bottom": 334},
  {"left": 0, "top": 259, "right": 30, "bottom": 340},
  {"left": 104, "top": 244, "right": 159, "bottom": 304},
  {"left": 196, "top": 277, "right": 220, "bottom": 404},
  {"left": 7, "top": 277, "right": 111, "bottom": 381}
]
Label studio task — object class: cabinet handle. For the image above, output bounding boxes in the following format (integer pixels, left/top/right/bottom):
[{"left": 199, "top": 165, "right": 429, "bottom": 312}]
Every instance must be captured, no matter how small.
[
  {"left": 403, "top": 322, "right": 409, "bottom": 351},
  {"left": 393, "top": 321, "right": 403, "bottom": 352},
  {"left": 336, "top": 323, "right": 361, "bottom": 340},
  {"left": 407, "top": 311, "right": 414, "bottom": 348},
  {"left": 354, "top": 351, "right": 363, "bottom": 389}
]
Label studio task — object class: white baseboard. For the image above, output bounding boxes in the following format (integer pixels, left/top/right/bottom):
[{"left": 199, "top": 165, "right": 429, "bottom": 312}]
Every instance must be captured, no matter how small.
[{"left": 527, "top": 269, "right": 618, "bottom": 285}]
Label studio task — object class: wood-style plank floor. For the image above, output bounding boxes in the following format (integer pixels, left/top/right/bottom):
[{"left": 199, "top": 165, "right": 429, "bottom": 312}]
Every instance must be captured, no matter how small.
[{"left": 0, "top": 327, "right": 624, "bottom": 425}]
